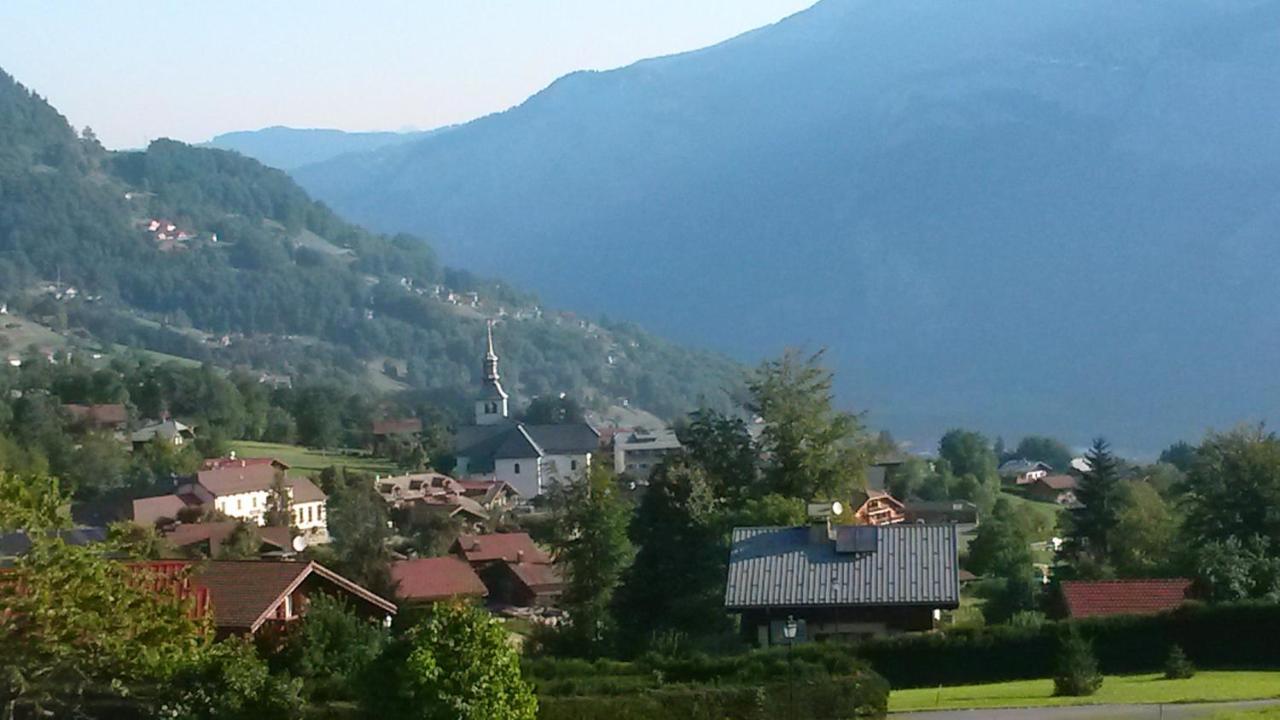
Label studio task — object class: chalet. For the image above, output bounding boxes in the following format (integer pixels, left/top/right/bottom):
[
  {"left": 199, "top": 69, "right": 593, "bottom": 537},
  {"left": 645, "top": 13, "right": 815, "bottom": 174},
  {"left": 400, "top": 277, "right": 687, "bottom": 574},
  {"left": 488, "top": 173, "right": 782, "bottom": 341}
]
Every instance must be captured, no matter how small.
[
  {"left": 374, "top": 471, "right": 490, "bottom": 528},
  {"left": 146, "top": 560, "right": 396, "bottom": 637},
  {"left": 452, "top": 532, "right": 564, "bottom": 607},
  {"left": 62, "top": 403, "right": 128, "bottom": 432},
  {"left": 370, "top": 417, "right": 423, "bottom": 451},
  {"left": 724, "top": 504, "right": 960, "bottom": 645},
  {"left": 452, "top": 323, "right": 598, "bottom": 498},
  {"left": 1056, "top": 579, "right": 1194, "bottom": 619},
  {"left": 998, "top": 459, "right": 1053, "bottom": 486},
  {"left": 848, "top": 488, "right": 906, "bottom": 526},
  {"left": 455, "top": 478, "right": 521, "bottom": 510},
  {"left": 131, "top": 419, "right": 195, "bottom": 449},
  {"left": 1026, "top": 474, "right": 1081, "bottom": 506},
  {"left": 612, "top": 428, "right": 682, "bottom": 481},
  {"left": 131, "top": 458, "right": 329, "bottom": 542},
  {"left": 391, "top": 557, "right": 488, "bottom": 605}
]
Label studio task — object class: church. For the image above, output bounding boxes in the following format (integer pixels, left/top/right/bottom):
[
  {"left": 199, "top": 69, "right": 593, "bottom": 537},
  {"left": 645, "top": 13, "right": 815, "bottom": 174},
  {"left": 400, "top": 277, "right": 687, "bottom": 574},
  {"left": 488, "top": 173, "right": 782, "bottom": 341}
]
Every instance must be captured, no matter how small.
[{"left": 452, "top": 322, "right": 600, "bottom": 499}]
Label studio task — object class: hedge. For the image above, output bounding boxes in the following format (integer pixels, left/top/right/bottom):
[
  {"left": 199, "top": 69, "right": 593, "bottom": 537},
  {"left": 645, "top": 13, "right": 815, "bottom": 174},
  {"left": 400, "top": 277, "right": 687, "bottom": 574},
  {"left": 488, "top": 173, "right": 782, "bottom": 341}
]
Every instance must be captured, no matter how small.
[
  {"left": 856, "top": 601, "right": 1280, "bottom": 688},
  {"left": 537, "top": 676, "right": 889, "bottom": 720}
]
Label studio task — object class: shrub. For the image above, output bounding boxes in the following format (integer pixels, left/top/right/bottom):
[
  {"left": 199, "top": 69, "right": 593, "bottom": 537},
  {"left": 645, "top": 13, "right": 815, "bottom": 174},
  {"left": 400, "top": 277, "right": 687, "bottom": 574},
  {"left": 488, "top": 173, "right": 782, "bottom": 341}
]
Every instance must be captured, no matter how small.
[
  {"left": 1053, "top": 628, "right": 1102, "bottom": 697},
  {"left": 1164, "top": 645, "right": 1196, "bottom": 680}
]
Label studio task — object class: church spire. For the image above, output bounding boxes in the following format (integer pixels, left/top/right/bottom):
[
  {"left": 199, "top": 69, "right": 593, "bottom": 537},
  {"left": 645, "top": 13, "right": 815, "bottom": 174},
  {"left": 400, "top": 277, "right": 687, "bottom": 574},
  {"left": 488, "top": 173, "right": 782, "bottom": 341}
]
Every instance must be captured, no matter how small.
[
  {"left": 484, "top": 319, "right": 500, "bottom": 381},
  {"left": 476, "top": 320, "right": 508, "bottom": 425}
]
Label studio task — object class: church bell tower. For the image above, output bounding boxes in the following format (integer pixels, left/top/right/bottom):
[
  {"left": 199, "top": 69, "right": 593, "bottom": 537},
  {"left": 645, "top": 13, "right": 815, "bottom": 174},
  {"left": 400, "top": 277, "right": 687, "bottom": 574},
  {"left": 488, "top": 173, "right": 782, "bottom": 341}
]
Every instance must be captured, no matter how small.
[{"left": 475, "top": 320, "right": 509, "bottom": 425}]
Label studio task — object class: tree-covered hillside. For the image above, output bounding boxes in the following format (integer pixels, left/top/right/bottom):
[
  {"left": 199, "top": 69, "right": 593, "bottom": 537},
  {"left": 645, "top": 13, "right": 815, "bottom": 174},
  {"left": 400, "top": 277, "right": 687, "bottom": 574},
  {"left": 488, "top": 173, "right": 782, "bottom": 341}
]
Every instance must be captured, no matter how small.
[
  {"left": 293, "top": 0, "right": 1280, "bottom": 450},
  {"left": 0, "top": 68, "right": 741, "bottom": 421}
]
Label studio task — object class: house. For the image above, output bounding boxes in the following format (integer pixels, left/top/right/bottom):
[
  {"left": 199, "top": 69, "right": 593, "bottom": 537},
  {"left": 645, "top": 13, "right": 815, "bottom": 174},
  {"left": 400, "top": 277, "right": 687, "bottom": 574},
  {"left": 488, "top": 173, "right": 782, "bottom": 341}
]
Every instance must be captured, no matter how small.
[
  {"left": 612, "top": 428, "right": 682, "bottom": 480},
  {"left": 998, "top": 459, "right": 1053, "bottom": 486},
  {"left": 131, "top": 419, "right": 195, "bottom": 449},
  {"left": 451, "top": 532, "right": 564, "bottom": 606},
  {"left": 145, "top": 560, "right": 396, "bottom": 637},
  {"left": 132, "top": 457, "right": 329, "bottom": 542},
  {"left": 724, "top": 504, "right": 960, "bottom": 645},
  {"left": 1057, "top": 579, "right": 1194, "bottom": 619},
  {"left": 374, "top": 471, "right": 490, "bottom": 529},
  {"left": 455, "top": 478, "right": 521, "bottom": 510},
  {"left": 161, "top": 521, "right": 294, "bottom": 558},
  {"left": 390, "top": 557, "right": 488, "bottom": 605},
  {"left": 904, "top": 500, "right": 979, "bottom": 525},
  {"left": 848, "top": 488, "right": 907, "bottom": 526},
  {"left": 1026, "top": 474, "right": 1081, "bottom": 506},
  {"left": 62, "top": 403, "right": 128, "bottom": 432},
  {"left": 1, "top": 527, "right": 107, "bottom": 566},
  {"left": 452, "top": 323, "right": 598, "bottom": 498},
  {"left": 370, "top": 418, "right": 423, "bottom": 452}
]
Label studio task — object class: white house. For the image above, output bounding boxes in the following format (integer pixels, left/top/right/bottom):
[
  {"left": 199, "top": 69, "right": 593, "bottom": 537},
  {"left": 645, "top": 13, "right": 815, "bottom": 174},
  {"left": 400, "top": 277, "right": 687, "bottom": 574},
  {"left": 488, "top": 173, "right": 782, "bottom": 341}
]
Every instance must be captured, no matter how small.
[{"left": 612, "top": 428, "right": 682, "bottom": 480}]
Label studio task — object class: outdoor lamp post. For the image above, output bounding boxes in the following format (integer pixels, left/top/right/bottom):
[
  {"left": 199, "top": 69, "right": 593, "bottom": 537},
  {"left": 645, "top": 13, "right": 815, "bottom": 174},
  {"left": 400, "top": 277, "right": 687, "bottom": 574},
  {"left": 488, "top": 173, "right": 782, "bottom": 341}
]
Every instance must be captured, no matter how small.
[{"left": 783, "top": 615, "right": 798, "bottom": 715}]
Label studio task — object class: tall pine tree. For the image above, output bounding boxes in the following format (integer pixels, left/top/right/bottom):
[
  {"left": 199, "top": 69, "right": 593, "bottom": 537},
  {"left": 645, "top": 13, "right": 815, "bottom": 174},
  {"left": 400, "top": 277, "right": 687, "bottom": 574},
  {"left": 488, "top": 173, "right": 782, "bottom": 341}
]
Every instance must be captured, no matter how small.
[{"left": 1063, "top": 438, "right": 1122, "bottom": 571}]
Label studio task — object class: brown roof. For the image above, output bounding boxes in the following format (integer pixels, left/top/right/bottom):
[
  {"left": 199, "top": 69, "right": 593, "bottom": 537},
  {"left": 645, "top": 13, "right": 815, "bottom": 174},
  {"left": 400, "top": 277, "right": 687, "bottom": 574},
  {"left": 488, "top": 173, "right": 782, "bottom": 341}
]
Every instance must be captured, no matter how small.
[
  {"left": 1060, "top": 579, "right": 1193, "bottom": 619},
  {"left": 63, "top": 403, "right": 127, "bottom": 426},
  {"left": 192, "top": 560, "right": 395, "bottom": 632},
  {"left": 163, "top": 522, "right": 292, "bottom": 555},
  {"left": 505, "top": 560, "right": 564, "bottom": 592},
  {"left": 414, "top": 493, "right": 488, "bottom": 521},
  {"left": 288, "top": 476, "right": 327, "bottom": 504},
  {"left": 453, "top": 532, "right": 550, "bottom": 564},
  {"left": 133, "top": 494, "right": 196, "bottom": 525},
  {"left": 196, "top": 464, "right": 281, "bottom": 497},
  {"left": 1037, "top": 474, "right": 1079, "bottom": 490},
  {"left": 202, "top": 456, "right": 290, "bottom": 471},
  {"left": 391, "top": 557, "right": 488, "bottom": 603},
  {"left": 372, "top": 418, "right": 423, "bottom": 436}
]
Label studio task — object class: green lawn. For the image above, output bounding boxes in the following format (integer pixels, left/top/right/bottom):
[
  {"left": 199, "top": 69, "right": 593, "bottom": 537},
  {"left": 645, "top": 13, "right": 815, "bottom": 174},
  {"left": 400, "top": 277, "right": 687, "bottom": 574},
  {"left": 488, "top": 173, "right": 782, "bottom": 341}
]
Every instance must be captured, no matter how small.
[
  {"left": 890, "top": 672, "right": 1280, "bottom": 712},
  {"left": 227, "top": 440, "right": 398, "bottom": 476}
]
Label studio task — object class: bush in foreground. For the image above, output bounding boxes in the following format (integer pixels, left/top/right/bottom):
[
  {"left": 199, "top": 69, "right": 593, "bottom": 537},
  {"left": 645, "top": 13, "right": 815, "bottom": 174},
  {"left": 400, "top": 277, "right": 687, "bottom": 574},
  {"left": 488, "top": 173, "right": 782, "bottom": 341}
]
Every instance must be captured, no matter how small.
[
  {"left": 1053, "top": 627, "right": 1103, "bottom": 697},
  {"left": 1164, "top": 645, "right": 1196, "bottom": 680}
]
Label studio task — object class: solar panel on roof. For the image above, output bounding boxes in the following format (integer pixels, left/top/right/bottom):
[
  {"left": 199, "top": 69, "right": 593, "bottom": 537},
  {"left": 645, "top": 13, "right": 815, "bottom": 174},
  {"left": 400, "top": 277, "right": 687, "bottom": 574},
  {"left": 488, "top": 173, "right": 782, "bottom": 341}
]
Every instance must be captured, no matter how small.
[{"left": 835, "top": 525, "right": 878, "bottom": 554}]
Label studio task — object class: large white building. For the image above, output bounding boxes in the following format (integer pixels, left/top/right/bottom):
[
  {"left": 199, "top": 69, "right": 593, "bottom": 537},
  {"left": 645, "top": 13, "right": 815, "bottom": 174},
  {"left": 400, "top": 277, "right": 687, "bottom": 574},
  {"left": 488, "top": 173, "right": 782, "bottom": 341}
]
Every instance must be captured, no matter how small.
[
  {"left": 612, "top": 428, "right": 682, "bottom": 480},
  {"left": 452, "top": 323, "right": 598, "bottom": 499},
  {"left": 132, "top": 457, "right": 329, "bottom": 543}
]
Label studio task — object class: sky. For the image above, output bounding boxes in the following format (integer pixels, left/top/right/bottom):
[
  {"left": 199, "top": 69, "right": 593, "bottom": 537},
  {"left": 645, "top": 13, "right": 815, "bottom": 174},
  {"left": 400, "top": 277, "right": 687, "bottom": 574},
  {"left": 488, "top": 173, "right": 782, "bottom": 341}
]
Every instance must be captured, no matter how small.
[{"left": 0, "top": 1, "right": 816, "bottom": 149}]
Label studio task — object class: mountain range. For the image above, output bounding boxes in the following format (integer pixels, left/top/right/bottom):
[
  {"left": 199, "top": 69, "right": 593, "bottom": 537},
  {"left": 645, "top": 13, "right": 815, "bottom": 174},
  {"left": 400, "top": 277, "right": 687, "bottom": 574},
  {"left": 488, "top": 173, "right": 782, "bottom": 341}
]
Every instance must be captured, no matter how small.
[
  {"left": 204, "top": 126, "right": 440, "bottom": 170},
  {"left": 0, "top": 68, "right": 741, "bottom": 424},
  {"left": 267, "top": 0, "right": 1280, "bottom": 452}
]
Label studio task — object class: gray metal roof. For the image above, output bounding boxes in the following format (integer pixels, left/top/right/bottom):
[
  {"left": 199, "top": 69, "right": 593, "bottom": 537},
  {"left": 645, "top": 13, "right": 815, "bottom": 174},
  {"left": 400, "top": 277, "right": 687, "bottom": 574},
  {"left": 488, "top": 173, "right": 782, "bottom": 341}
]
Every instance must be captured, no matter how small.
[{"left": 724, "top": 524, "right": 960, "bottom": 610}]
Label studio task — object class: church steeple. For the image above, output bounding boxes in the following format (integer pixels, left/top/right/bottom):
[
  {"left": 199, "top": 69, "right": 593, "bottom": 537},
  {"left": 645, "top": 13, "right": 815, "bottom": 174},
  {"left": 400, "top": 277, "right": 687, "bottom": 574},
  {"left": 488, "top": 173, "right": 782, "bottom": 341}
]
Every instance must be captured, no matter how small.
[{"left": 476, "top": 320, "right": 509, "bottom": 425}]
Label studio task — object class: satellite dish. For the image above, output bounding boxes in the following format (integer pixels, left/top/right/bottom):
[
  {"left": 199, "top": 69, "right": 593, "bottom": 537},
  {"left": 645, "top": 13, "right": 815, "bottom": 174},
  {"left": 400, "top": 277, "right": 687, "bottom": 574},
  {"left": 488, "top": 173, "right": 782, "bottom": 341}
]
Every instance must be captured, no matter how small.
[
  {"left": 830, "top": 501, "right": 843, "bottom": 517},
  {"left": 292, "top": 535, "right": 309, "bottom": 553}
]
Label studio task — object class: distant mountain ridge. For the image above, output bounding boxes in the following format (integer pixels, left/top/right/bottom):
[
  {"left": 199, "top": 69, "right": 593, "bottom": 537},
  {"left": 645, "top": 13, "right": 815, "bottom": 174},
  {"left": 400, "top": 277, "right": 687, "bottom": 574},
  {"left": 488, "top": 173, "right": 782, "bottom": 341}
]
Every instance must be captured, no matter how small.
[
  {"left": 204, "top": 126, "right": 444, "bottom": 170},
  {"left": 0, "top": 68, "right": 742, "bottom": 422},
  {"left": 289, "top": 0, "right": 1280, "bottom": 451}
]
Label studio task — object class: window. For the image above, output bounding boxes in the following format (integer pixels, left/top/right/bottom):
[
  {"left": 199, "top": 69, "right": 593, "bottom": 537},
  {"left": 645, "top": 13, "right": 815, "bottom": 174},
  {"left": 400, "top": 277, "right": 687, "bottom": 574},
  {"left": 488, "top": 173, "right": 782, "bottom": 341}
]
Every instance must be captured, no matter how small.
[
  {"left": 513, "top": 462, "right": 521, "bottom": 474},
  {"left": 571, "top": 459, "right": 578, "bottom": 471}
]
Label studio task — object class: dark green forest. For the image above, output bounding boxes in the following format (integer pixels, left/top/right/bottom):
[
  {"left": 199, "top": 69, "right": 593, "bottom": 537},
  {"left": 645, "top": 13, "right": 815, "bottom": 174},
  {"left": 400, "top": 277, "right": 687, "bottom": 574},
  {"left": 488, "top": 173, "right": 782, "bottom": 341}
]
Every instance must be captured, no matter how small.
[{"left": 0, "top": 68, "right": 740, "bottom": 422}]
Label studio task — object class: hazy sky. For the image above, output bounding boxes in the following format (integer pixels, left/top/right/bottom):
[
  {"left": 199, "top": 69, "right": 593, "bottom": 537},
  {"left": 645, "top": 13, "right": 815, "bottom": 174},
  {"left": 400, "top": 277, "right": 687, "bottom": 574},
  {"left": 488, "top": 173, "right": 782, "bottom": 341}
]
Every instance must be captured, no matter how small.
[{"left": 1, "top": 1, "right": 816, "bottom": 149}]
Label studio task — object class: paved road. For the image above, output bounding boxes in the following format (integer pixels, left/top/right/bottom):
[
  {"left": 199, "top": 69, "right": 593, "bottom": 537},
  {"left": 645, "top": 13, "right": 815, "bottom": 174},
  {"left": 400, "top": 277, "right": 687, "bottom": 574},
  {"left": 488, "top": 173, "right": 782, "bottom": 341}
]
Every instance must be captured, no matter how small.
[{"left": 892, "top": 699, "right": 1280, "bottom": 720}]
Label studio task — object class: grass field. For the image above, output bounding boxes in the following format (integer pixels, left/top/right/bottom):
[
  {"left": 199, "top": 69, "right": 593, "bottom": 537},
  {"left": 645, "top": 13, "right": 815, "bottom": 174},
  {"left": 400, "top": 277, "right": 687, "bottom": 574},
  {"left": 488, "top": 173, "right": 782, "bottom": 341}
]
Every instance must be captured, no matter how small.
[
  {"left": 890, "top": 672, "right": 1280, "bottom": 712},
  {"left": 227, "top": 440, "right": 398, "bottom": 476}
]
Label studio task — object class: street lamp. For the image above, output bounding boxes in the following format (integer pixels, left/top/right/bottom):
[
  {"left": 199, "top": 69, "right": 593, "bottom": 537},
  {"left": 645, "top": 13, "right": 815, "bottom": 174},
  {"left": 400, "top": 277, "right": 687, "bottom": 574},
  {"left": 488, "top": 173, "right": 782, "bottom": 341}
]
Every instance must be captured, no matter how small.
[{"left": 783, "top": 615, "right": 798, "bottom": 716}]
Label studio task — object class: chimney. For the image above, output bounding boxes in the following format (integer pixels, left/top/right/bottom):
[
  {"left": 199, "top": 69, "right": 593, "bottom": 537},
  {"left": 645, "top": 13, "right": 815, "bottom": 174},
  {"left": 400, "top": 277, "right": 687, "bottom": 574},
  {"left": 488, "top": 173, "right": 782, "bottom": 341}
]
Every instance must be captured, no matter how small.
[
  {"left": 806, "top": 501, "right": 843, "bottom": 545},
  {"left": 516, "top": 550, "right": 525, "bottom": 564}
]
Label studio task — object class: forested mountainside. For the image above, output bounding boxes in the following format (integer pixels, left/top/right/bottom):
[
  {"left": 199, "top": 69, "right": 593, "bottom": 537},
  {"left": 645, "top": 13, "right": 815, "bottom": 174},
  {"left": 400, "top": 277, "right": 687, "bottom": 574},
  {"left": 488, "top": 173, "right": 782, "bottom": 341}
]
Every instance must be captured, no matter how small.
[
  {"left": 204, "top": 126, "right": 436, "bottom": 170},
  {"left": 292, "top": 0, "right": 1280, "bottom": 450},
  {"left": 0, "top": 68, "right": 740, "bottom": 421}
]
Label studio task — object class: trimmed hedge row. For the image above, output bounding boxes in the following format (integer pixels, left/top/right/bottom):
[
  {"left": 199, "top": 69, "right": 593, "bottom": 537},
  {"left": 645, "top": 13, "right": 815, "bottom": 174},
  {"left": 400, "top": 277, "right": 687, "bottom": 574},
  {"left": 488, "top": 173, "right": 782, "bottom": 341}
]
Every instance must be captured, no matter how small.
[
  {"left": 537, "top": 676, "right": 889, "bottom": 720},
  {"left": 857, "top": 601, "right": 1280, "bottom": 688}
]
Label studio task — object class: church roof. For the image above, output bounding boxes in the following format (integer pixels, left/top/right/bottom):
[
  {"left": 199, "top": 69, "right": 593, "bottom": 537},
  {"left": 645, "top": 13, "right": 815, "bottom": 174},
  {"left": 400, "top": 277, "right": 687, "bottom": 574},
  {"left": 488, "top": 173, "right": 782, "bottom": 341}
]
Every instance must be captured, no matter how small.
[{"left": 454, "top": 422, "right": 599, "bottom": 463}]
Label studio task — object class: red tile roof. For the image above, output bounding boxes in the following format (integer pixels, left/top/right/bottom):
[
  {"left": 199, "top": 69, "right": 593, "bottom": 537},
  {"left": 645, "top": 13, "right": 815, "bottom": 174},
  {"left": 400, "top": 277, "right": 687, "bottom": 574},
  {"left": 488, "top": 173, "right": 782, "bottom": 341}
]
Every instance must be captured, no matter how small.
[
  {"left": 201, "top": 456, "right": 289, "bottom": 471},
  {"left": 197, "top": 464, "right": 281, "bottom": 496},
  {"left": 162, "top": 522, "right": 292, "bottom": 554},
  {"left": 190, "top": 560, "right": 396, "bottom": 632},
  {"left": 288, "top": 476, "right": 327, "bottom": 504},
  {"left": 391, "top": 557, "right": 488, "bottom": 603},
  {"left": 1060, "top": 579, "right": 1193, "bottom": 619},
  {"left": 1038, "top": 474, "right": 1080, "bottom": 490},
  {"left": 453, "top": 532, "right": 550, "bottom": 565}
]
